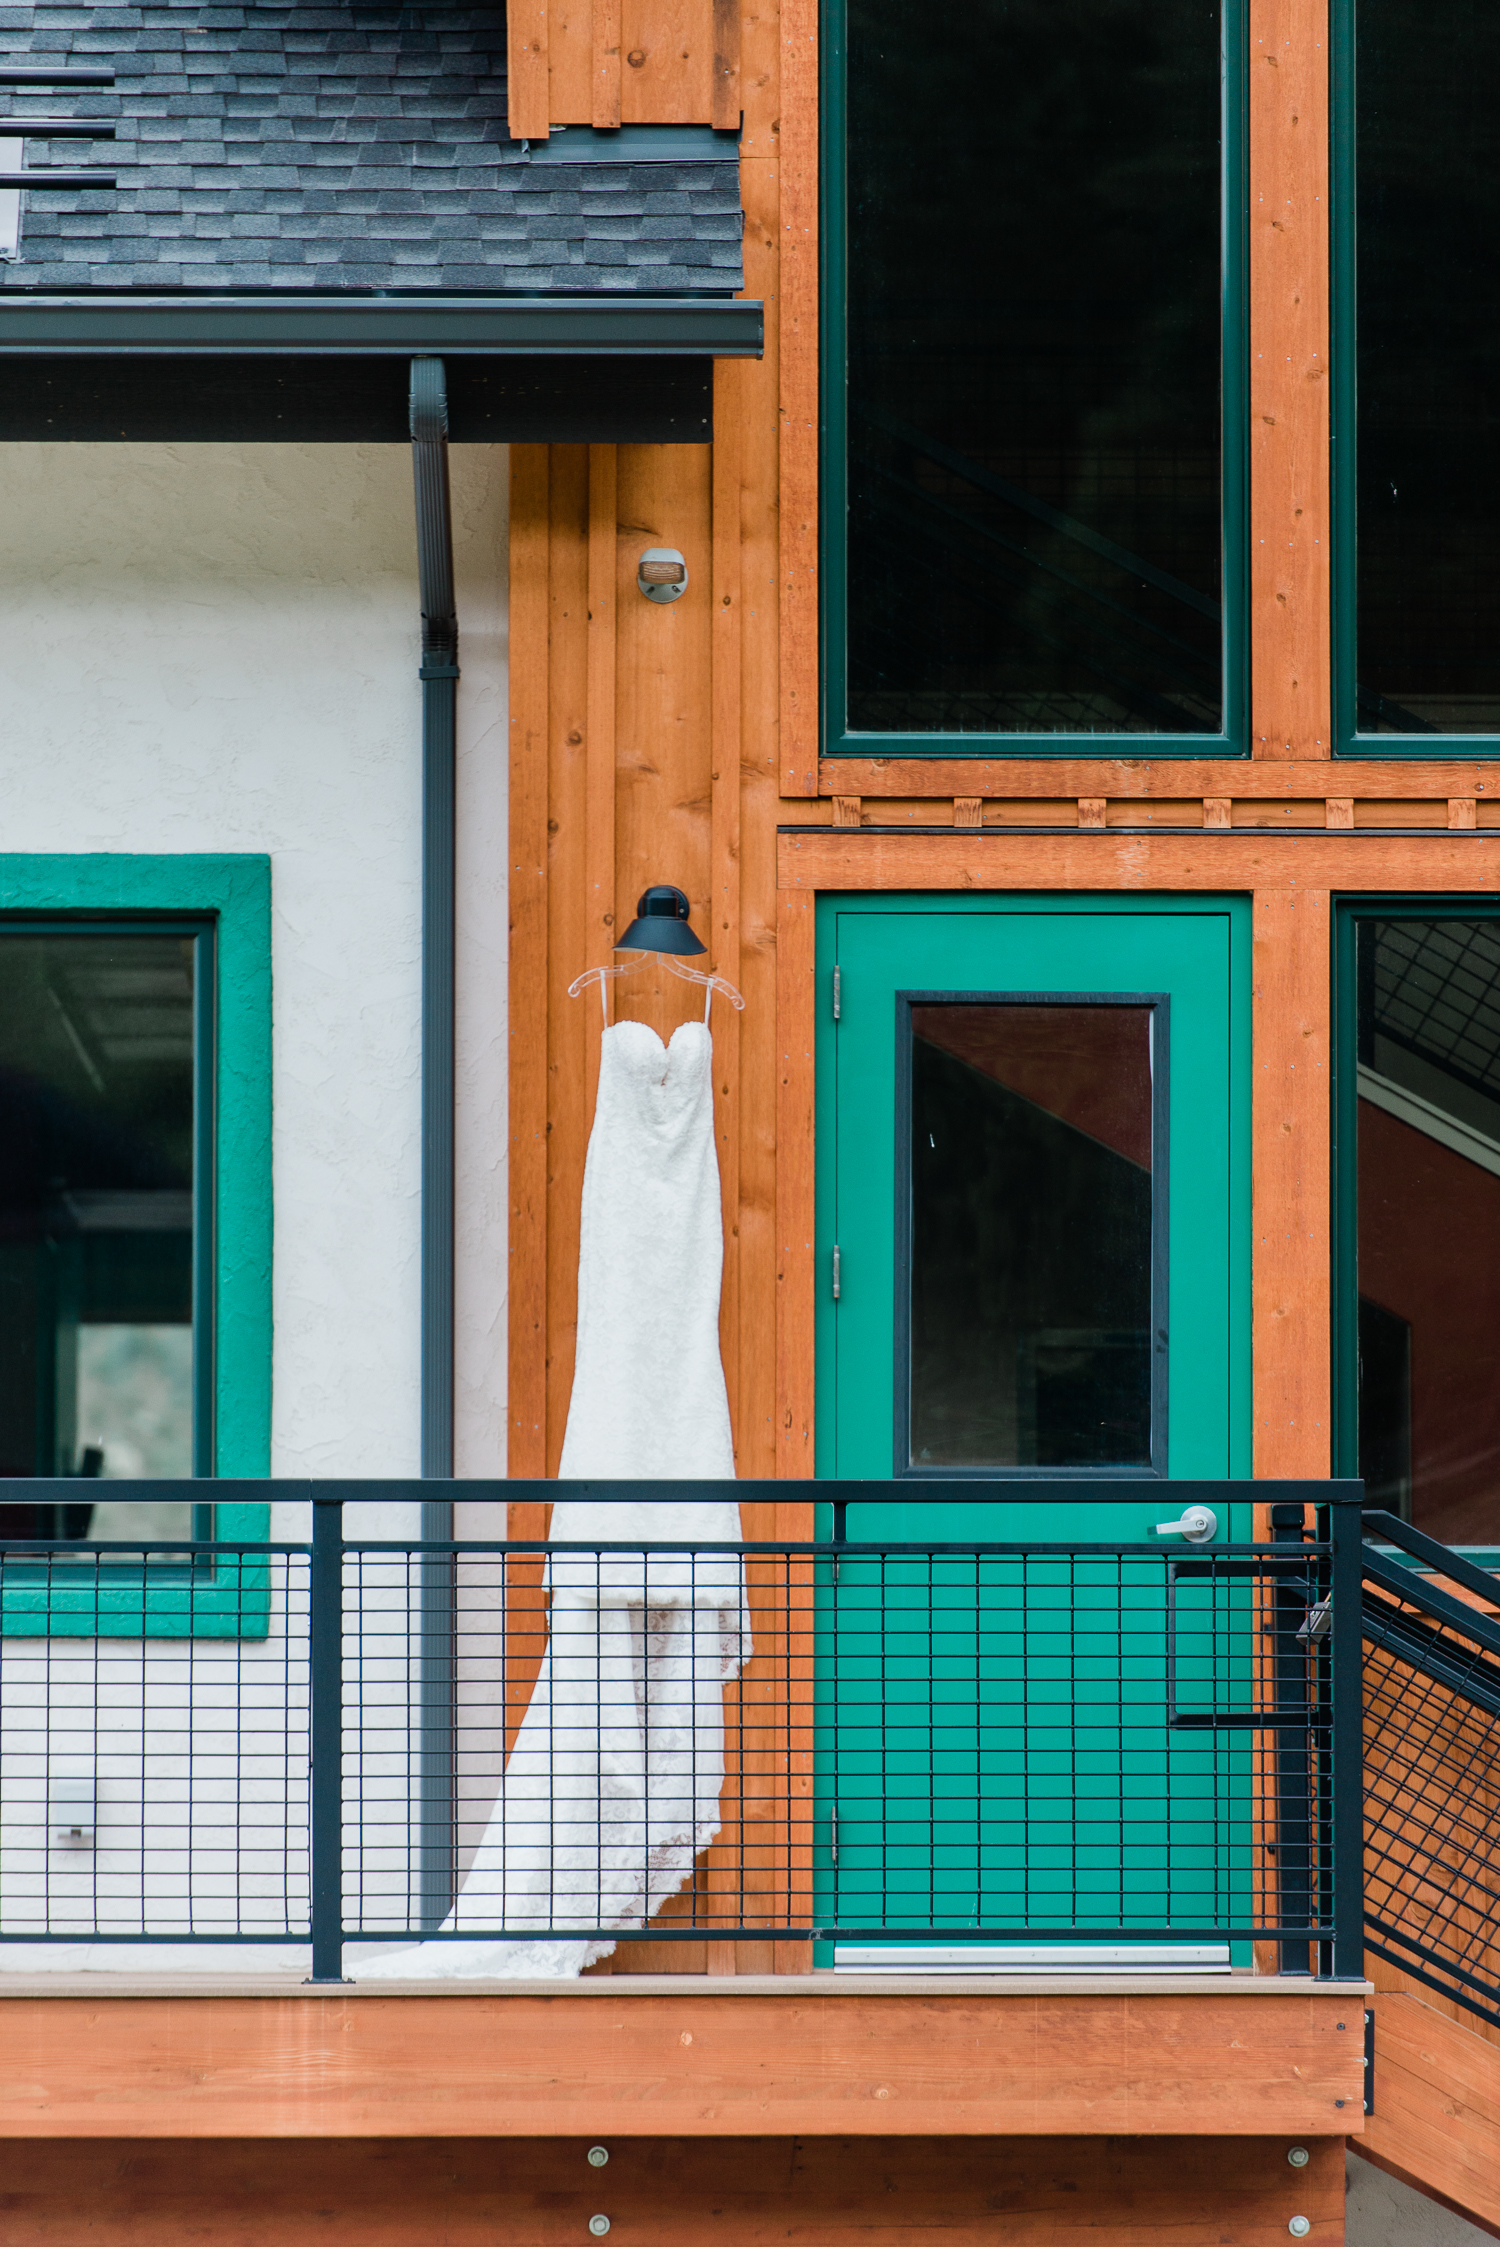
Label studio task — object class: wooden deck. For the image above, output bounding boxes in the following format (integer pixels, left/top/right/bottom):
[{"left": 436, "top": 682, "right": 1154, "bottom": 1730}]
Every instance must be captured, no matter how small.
[{"left": 0, "top": 1976, "right": 1368, "bottom": 2138}]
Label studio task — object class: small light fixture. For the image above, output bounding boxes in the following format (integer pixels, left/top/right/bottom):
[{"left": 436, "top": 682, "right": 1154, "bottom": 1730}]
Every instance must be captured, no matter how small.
[
  {"left": 637, "top": 546, "right": 688, "bottom": 603},
  {"left": 615, "top": 884, "right": 706, "bottom": 957}
]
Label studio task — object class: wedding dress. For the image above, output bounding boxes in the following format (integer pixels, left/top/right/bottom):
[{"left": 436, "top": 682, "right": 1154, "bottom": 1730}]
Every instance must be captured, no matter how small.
[{"left": 362, "top": 1016, "right": 748, "bottom": 1980}]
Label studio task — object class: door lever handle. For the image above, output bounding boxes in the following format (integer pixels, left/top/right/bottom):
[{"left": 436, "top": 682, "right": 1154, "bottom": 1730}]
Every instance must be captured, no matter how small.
[{"left": 1152, "top": 1505, "right": 1218, "bottom": 1545}]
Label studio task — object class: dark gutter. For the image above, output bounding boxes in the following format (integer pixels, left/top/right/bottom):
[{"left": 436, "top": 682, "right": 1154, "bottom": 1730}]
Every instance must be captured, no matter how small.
[
  {"left": 410, "top": 355, "right": 457, "bottom": 1927},
  {"left": 0, "top": 294, "right": 763, "bottom": 357}
]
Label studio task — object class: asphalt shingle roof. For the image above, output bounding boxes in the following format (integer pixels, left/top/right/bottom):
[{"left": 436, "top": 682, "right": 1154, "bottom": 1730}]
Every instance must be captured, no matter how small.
[{"left": 0, "top": 5, "right": 744, "bottom": 292}]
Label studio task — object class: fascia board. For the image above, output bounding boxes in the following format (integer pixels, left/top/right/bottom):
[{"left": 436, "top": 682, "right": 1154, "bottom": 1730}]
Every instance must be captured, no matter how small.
[{"left": 0, "top": 294, "right": 763, "bottom": 356}]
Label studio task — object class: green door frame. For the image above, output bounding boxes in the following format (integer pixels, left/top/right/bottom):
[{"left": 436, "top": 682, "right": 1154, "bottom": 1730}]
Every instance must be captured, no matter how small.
[{"left": 815, "top": 892, "right": 1253, "bottom": 1483}]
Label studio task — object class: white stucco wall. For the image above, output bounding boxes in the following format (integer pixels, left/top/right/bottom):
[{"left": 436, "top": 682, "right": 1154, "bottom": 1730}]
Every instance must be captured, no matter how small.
[
  {"left": 0, "top": 438, "right": 508, "bottom": 1485},
  {"left": 0, "top": 439, "right": 509, "bottom": 1967}
]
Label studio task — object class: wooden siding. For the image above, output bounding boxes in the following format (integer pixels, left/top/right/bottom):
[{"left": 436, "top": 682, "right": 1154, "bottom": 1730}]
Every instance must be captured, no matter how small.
[
  {"left": 505, "top": 0, "right": 1500, "bottom": 2062},
  {"left": 0, "top": 1988, "right": 1365, "bottom": 2137},
  {"left": 0, "top": 2133, "right": 1349, "bottom": 2245}
]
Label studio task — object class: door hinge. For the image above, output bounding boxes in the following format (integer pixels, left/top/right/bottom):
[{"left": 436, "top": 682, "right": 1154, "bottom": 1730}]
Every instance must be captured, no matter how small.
[
  {"left": 830, "top": 1804, "right": 839, "bottom": 1866},
  {"left": 832, "top": 1245, "right": 841, "bottom": 1300},
  {"left": 832, "top": 965, "right": 841, "bottom": 1020}
]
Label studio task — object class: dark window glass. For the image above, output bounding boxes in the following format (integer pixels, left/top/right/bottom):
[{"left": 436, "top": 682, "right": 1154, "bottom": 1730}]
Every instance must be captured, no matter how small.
[
  {"left": 907, "top": 1003, "right": 1157, "bottom": 1467},
  {"left": 0, "top": 932, "right": 201, "bottom": 1547},
  {"left": 1356, "top": 919, "right": 1500, "bottom": 1540},
  {"left": 843, "top": 0, "right": 1224, "bottom": 737},
  {"left": 1356, "top": 4, "right": 1500, "bottom": 733}
]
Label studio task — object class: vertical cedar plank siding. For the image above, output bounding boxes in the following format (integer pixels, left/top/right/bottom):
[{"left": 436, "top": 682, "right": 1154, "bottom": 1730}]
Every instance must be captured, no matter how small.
[
  {"left": 507, "top": 0, "right": 1500, "bottom": 1995},
  {"left": 1250, "top": 0, "right": 1332, "bottom": 756}
]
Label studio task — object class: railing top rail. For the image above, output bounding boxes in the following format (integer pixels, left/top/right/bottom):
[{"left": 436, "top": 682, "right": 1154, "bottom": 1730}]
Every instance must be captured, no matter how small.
[
  {"left": 1363, "top": 1539, "right": 1500, "bottom": 1665},
  {"left": 0, "top": 1475, "right": 1367, "bottom": 1506},
  {"left": 0, "top": 1536, "right": 1335, "bottom": 1559},
  {"left": 1363, "top": 1507, "right": 1500, "bottom": 1601}
]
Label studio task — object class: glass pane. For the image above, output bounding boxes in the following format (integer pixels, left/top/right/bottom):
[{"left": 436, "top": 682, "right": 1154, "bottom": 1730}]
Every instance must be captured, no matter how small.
[
  {"left": 1356, "top": 920, "right": 1500, "bottom": 1539},
  {"left": 1357, "top": 3, "right": 1500, "bottom": 732},
  {"left": 908, "top": 1003, "right": 1156, "bottom": 1467},
  {"left": 844, "top": 0, "right": 1224, "bottom": 736},
  {"left": 0, "top": 932, "right": 197, "bottom": 1543}
]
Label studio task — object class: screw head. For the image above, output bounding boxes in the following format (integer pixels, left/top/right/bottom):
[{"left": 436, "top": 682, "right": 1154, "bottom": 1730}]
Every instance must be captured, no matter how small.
[
  {"left": 589, "top": 2220, "right": 611, "bottom": 2237},
  {"left": 1289, "top": 2221, "right": 1311, "bottom": 2238},
  {"left": 587, "top": 2148, "right": 609, "bottom": 2169},
  {"left": 1287, "top": 2147, "right": 1310, "bottom": 2169}
]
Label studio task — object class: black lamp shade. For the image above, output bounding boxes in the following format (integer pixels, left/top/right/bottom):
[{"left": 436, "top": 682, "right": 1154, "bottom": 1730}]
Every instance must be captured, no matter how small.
[{"left": 615, "top": 884, "right": 706, "bottom": 956}]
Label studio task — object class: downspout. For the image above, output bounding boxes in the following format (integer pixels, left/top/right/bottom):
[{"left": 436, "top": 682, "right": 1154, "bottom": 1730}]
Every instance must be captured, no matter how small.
[{"left": 411, "top": 354, "right": 457, "bottom": 1927}]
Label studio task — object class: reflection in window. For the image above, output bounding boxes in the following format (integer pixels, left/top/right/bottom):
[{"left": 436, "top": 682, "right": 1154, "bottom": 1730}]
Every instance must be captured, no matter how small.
[
  {"left": 844, "top": 0, "right": 1224, "bottom": 736},
  {"left": 1356, "top": 920, "right": 1500, "bottom": 1540},
  {"left": 907, "top": 1003, "right": 1158, "bottom": 1468},
  {"left": 0, "top": 932, "right": 201, "bottom": 1546},
  {"left": 1356, "top": 3, "right": 1500, "bottom": 733}
]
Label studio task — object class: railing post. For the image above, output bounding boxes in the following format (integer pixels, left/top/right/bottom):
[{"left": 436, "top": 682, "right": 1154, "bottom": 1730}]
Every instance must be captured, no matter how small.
[
  {"left": 1327, "top": 1490, "right": 1366, "bottom": 1981},
  {"left": 306, "top": 1492, "right": 348, "bottom": 1984}
]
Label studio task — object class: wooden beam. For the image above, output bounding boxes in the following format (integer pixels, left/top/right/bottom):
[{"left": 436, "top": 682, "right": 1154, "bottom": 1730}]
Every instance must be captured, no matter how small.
[
  {"left": 592, "top": 0, "right": 622, "bottom": 126},
  {"left": 508, "top": 448, "right": 552, "bottom": 1477},
  {"left": 584, "top": 445, "right": 619, "bottom": 1126},
  {"left": 0, "top": 2130, "right": 1352, "bottom": 2247},
  {"left": 1252, "top": 884, "right": 1331, "bottom": 1475},
  {"left": 779, "top": 830, "right": 1500, "bottom": 892},
  {"left": 823, "top": 759, "right": 1500, "bottom": 800},
  {"left": 0, "top": 1990, "right": 1367, "bottom": 2139},
  {"left": 776, "top": 888, "right": 816, "bottom": 1477},
  {"left": 620, "top": 0, "right": 713, "bottom": 123},
  {"left": 711, "top": 0, "right": 741, "bottom": 129},
  {"left": 508, "top": 0, "right": 551, "bottom": 138},
  {"left": 779, "top": 0, "right": 819, "bottom": 796},
  {"left": 1363, "top": 1982, "right": 1500, "bottom": 2236},
  {"left": 1249, "top": 0, "right": 1331, "bottom": 757}
]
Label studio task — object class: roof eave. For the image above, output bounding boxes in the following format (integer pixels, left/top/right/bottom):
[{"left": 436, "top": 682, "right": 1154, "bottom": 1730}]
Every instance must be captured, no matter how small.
[{"left": 0, "top": 293, "right": 764, "bottom": 357}]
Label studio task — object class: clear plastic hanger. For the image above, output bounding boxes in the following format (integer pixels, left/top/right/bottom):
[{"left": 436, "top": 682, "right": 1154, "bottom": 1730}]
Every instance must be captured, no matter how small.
[{"left": 568, "top": 951, "right": 746, "bottom": 1025}]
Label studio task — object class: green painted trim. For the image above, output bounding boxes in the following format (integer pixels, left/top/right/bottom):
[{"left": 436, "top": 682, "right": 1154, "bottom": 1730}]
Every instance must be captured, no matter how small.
[
  {"left": 1329, "top": 6, "right": 1500, "bottom": 759},
  {"left": 815, "top": 893, "right": 1254, "bottom": 1481},
  {"left": 0, "top": 856, "right": 273, "bottom": 1636},
  {"left": 0, "top": 295, "right": 765, "bottom": 359},
  {"left": 820, "top": 0, "right": 1250, "bottom": 760}
]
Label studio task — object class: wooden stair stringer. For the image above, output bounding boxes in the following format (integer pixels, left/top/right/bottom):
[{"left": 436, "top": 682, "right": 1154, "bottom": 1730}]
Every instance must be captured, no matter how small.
[{"left": 1362, "top": 1962, "right": 1500, "bottom": 2239}]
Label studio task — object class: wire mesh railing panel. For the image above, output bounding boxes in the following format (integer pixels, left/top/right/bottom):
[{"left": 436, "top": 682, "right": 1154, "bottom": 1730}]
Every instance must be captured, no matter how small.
[
  {"left": 0, "top": 1526, "right": 1352, "bottom": 1967},
  {"left": 0, "top": 1544, "right": 310, "bottom": 1941},
  {"left": 1362, "top": 1559, "right": 1500, "bottom": 2030},
  {"left": 334, "top": 1538, "right": 1334, "bottom": 1951}
]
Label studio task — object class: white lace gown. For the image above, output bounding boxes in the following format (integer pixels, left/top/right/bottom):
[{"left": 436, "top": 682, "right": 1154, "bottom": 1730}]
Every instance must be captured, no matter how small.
[{"left": 362, "top": 1018, "right": 748, "bottom": 1980}]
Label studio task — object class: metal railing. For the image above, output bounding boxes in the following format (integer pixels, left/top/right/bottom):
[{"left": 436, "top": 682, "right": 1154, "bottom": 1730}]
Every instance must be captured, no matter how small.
[
  {"left": 0, "top": 1482, "right": 1367, "bottom": 1984},
  {"left": 1361, "top": 1510, "right": 1500, "bottom": 2031}
]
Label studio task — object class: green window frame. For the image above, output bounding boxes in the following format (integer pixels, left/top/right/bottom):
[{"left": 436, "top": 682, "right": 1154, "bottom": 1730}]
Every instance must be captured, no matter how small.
[
  {"left": 1331, "top": 2, "right": 1500, "bottom": 759},
  {"left": 821, "top": 0, "right": 1250, "bottom": 762},
  {"left": 0, "top": 855, "right": 273, "bottom": 1635}
]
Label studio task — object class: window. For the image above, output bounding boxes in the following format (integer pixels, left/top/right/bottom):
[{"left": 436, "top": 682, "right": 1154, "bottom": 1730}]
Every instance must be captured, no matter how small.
[
  {"left": 900, "top": 997, "right": 1167, "bottom": 1472},
  {"left": 0, "top": 928, "right": 207, "bottom": 1531},
  {"left": 0, "top": 859, "right": 272, "bottom": 1632},
  {"left": 1336, "top": 904, "right": 1500, "bottom": 1545},
  {"left": 1335, "top": 0, "right": 1500, "bottom": 750},
  {"left": 826, "top": 0, "right": 1246, "bottom": 756}
]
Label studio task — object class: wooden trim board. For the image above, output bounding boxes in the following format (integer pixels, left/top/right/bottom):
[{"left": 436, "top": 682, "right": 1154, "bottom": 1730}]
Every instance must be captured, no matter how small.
[
  {"left": 0, "top": 2132, "right": 1353, "bottom": 2247},
  {"left": 0, "top": 1989, "right": 1367, "bottom": 2137},
  {"left": 1362, "top": 1985, "right": 1500, "bottom": 2237},
  {"left": 822, "top": 760, "right": 1500, "bottom": 799}
]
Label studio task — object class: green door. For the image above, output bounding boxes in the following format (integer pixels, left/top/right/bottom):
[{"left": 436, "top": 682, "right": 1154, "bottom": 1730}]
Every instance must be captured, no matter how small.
[{"left": 816, "top": 895, "right": 1252, "bottom": 1961}]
